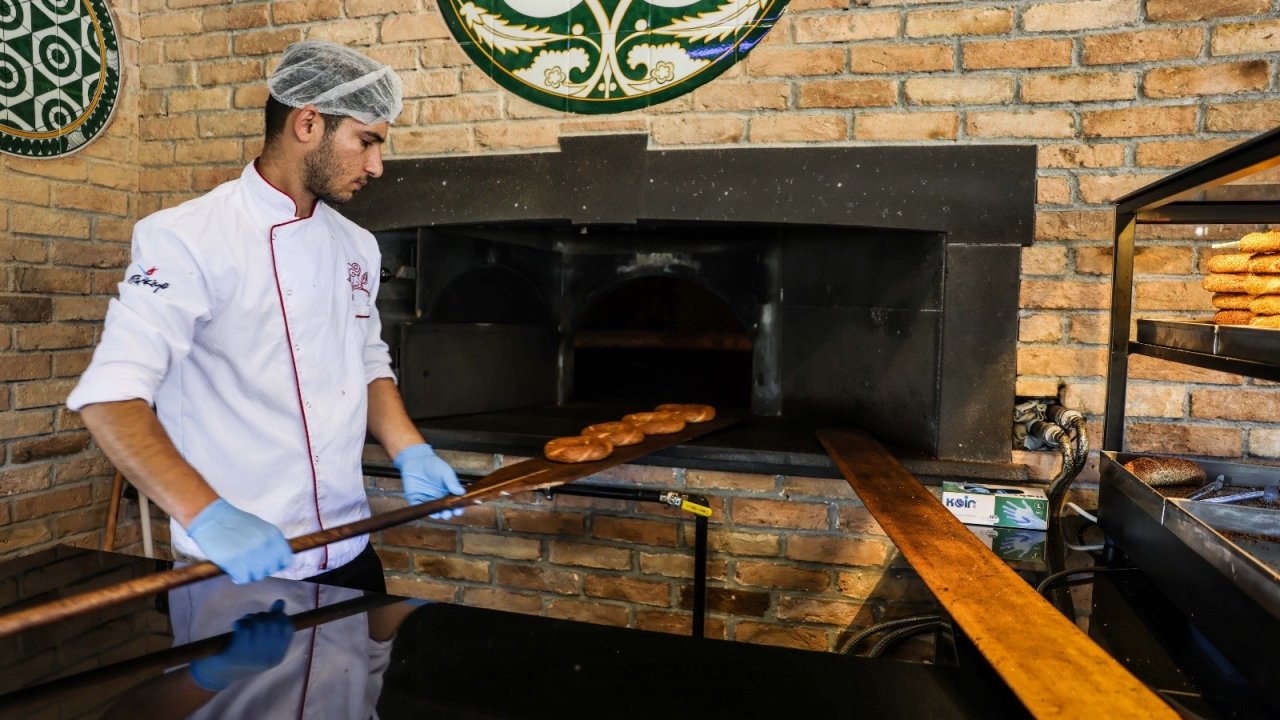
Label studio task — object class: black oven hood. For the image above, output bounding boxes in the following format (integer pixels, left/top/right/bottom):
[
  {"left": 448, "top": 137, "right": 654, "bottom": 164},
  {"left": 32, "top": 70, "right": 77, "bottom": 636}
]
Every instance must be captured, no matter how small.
[{"left": 341, "top": 135, "right": 1034, "bottom": 474}]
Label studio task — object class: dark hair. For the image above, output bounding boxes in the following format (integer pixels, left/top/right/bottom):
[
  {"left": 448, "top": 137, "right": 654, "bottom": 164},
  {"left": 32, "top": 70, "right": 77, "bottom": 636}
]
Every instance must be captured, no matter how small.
[{"left": 264, "top": 96, "right": 345, "bottom": 145}]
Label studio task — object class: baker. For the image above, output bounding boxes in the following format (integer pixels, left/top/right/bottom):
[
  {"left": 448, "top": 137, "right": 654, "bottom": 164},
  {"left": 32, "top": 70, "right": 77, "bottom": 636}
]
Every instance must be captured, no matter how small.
[{"left": 67, "top": 39, "right": 465, "bottom": 591}]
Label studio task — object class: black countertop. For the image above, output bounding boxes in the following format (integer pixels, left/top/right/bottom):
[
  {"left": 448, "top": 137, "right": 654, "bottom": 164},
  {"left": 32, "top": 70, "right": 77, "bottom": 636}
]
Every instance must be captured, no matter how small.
[
  {"left": 0, "top": 534, "right": 1273, "bottom": 718},
  {"left": 0, "top": 546, "right": 1025, "bottom": 719}
]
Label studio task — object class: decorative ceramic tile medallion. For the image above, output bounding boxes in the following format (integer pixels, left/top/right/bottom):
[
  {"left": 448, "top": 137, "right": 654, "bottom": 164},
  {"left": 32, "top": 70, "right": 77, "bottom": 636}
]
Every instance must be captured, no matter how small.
[
  {"left": 439, "top": 0, "right": 788, "bottom": 114},
  {"left": 0, "top": 0, "right": 121, "bottom": 158}
]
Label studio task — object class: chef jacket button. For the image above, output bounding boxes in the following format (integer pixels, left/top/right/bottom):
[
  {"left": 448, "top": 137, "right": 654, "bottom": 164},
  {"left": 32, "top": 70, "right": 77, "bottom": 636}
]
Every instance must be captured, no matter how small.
[
  {"left": 305, "top": 401, "right": 312, "bottom": 408},
  {"left": 314, "top": 455, "right": 320, "bottom": 463},
  {"left": 294, "top": 344, "right": 300, "bottom": 351},
  {"left": 286, "top": 290, "right": 293, "bottom": 296}
]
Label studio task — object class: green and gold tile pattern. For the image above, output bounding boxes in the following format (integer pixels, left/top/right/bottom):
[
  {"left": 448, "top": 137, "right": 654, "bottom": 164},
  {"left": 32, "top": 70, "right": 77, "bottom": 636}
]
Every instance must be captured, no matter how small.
[{"left": 0, "top": 0, "right": 120, "bottom": 158}]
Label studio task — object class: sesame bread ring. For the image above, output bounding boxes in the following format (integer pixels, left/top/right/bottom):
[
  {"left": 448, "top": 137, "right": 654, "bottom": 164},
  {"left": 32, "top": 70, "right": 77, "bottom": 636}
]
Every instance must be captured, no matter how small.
[
  {"left": 1207, "top": 253, "right": 1252, "bottom": 273},
  {"left": 1249, "top": 295, "right": 1280, "bottom": 315},
  {"left": 1214, "top": 310, "right": 1253, "bottom": 326},
  {"left": 1249, "top": 252, "right": 1280, "bottom": 274},
  {"left": 582, "top": 421, "right": 645, "bottom": 447},
  {"left": 655, "top": 403, "right": 716, "bottom": 423},
  {"left": 1203, "top": 273, "right": 1249, "bottom": 293},
  {"left": 1212, "top": 292, "right": 1253, "bottom": 310},
  {"left": 544, "top": 435, "right": 612, "bottom": 463},
  {"left": 1244, "top": 274, "right": 1280, "bottom": 296},
  {"left": 622, "top": 412, "right": 686, "bottom": 435},
  {"left": 1123, "top": 456, "right": 1205, "bottom": 487},
  {"left": 1249, "top": 314, "right": 1280, "bottom": 329},
  {"left": 1238, "top": 230, "right": 1280, "bottom": 254}
]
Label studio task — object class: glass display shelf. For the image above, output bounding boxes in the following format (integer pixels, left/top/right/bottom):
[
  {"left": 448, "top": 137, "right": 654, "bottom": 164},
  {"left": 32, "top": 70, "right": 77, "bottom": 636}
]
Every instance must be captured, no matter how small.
[{"left": 1105, "top": 126, "right": 1280, "bottom": 451}]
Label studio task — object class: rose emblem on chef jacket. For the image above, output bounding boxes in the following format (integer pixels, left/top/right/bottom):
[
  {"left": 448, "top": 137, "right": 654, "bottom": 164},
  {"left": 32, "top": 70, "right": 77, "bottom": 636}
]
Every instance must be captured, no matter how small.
[
  {"left": 437, "top": 0, "right": 788, "bottom": 114},
  {"left": 348, "top": 262, "right": 371, "bottom": 318}
]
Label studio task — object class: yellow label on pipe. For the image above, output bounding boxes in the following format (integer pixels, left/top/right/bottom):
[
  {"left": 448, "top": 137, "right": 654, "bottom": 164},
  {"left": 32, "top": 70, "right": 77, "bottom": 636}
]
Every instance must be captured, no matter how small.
[{"left": 680, "top": 500, "right": 712, "bottom": 517}]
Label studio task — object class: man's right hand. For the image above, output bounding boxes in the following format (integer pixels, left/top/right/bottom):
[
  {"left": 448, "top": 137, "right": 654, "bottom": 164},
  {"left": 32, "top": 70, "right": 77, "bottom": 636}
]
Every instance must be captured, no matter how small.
[
  {"left": 190, "top": 599, "right": 293, "bottom": 691},
  {"left": 186, "top": 499, "right": 293, "bottom": 584}
]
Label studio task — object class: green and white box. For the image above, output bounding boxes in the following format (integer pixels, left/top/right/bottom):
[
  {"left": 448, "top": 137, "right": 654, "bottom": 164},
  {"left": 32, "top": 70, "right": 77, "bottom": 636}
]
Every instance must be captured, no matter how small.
[
  {"left": 942, "top": 481, "right": 1048, "bottom": 530},
  {"left": 967, "top": 525, "right": 1047, "bottom": 564}
]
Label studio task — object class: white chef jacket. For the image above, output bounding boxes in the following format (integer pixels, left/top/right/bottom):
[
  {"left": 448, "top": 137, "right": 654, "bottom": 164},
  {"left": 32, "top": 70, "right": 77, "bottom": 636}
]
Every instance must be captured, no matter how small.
[
  {"left": 169, "top": 574, "right": 393, "bottom": 720},
  {"left": 68, "top": 161, "right": 395, "bottom": 579}
]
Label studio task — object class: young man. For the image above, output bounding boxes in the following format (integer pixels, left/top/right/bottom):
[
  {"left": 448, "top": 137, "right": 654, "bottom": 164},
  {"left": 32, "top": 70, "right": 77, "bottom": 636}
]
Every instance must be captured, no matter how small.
[{"left": 68, "top": 40, "right": 464, "bottom": 591}]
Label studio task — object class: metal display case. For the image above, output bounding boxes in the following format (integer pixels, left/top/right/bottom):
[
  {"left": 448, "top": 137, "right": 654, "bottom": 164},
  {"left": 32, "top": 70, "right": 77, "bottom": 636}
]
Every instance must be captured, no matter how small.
[
  {"left": 1098, "top": 128, "right": 1280, "bottom": 706},
  {"left": 1098, "top": 452, "right": 1280, "bottom": 701},
  {"left": 1104, "top": 127, "right": 1280, "bottom": 449}
]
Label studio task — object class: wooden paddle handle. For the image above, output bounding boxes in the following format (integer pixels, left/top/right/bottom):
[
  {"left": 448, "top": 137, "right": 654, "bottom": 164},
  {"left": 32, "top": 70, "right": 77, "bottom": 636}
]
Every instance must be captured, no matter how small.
[
  {"left": 0, "top": 486, "right": 483, "bottom": 638},
  {"left": 102, "top": 471, "right": 125, "bottom": 552},
  {"left": 0, "top": 415, "right": 738, "bottom": 638}
]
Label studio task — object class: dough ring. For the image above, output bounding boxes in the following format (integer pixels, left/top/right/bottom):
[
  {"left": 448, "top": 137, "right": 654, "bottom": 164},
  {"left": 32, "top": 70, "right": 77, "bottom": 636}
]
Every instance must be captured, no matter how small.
[
  {"left": 582, "top": 421, "right": 645, "bottom": 447},
  {"left": 621, "top": 412, "right": 685, "bottom": 435},
  {"left": 544, "top": 435, "right": 613, "bottom": 463},
  {"left": 654, "top": 403, "right": 716, "bottom": 423}
]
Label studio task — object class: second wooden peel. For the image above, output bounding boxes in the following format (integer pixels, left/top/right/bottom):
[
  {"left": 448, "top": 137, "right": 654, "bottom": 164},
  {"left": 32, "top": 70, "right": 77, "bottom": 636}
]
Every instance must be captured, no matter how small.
[
  {"left": 818, "top": 428, "right": 1176, "bottom": 720},
  {"left": 0, "top": 415, "right": 739, "bottom": 639}
]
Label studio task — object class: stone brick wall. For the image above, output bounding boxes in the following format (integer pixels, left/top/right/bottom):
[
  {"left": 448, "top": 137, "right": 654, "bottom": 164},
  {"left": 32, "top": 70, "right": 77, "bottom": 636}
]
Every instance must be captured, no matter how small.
[
  {"left": 2, "top": 0, "right": 1279, "bottom": 650},
  {"left": 0, "top": 547, "right": 172, "bottom": 714},
  {"left": 1, "top": 2, "right": 142, "bottom": 559},
  {"left": 364, "top": 449, "right": 932, "bottom": 652}
]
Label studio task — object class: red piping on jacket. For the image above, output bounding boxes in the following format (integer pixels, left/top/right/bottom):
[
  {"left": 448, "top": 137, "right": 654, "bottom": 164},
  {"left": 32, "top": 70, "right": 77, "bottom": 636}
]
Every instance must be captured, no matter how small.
[
  {"left": 298, "top": 584, "right": 320, "bottom": 719},
  {"left": 258, "top": 162, "right": 329, "bottom": 570}
]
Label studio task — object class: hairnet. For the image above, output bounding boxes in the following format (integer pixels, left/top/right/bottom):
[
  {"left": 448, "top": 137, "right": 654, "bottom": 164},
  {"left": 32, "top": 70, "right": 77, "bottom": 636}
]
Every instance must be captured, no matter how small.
[{"left": 267, "top": 39, "right": 403, "bottom": 126}]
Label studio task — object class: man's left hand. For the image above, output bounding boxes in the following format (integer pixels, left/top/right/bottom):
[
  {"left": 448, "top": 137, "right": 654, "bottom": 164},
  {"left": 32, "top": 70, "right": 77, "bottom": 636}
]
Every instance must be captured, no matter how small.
[{"left": 394, "top": 444, "right": 465, "bottom": 519}]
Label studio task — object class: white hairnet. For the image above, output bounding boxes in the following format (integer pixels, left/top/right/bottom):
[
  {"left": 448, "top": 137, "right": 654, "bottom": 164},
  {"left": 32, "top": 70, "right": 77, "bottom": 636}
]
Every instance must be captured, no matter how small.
[{"left": 267, "top": 39, "right": 403, "bottom": 126}]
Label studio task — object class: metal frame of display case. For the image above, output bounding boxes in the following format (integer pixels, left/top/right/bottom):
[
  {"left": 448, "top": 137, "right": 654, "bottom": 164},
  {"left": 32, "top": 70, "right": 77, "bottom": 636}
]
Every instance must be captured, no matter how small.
[{"left": 1104, "top": 126, "right": 1280, "bottom": 451}]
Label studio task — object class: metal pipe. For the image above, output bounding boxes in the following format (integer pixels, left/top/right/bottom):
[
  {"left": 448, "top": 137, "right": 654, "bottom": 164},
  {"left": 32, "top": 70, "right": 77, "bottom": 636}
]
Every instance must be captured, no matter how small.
[
  {"left": 546, "top": 482, "right": 712, "bottom": 638},
  {"left": 693, "top": 510, "right": 707, "bottom": 639},
  {"left": 548, "top": 484, "right": 663, "bottom": 503}
]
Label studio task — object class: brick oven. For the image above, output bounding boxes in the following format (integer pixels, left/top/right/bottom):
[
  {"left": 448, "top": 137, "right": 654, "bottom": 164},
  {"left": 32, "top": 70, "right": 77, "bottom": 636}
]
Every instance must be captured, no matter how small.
[{"left": 344, "top": 134, "right": 1034, "bottom": 473}]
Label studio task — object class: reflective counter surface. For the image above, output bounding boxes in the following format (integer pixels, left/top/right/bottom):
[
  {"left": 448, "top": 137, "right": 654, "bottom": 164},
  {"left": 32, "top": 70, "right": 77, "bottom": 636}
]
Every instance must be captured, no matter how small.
[
  {"left": 0, "top": 546, "right": 1028, "bottom": 719},
  {"left": 2, "top": 528, "right": 1275, "bottom": 719}
]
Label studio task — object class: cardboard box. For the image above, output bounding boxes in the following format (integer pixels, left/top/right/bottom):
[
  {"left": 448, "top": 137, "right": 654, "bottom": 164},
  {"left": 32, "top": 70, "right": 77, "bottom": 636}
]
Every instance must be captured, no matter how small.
[
  {"left": 942, "top": 481, "right": 1048, "bottom": 530},
  {"left": 967, "top": 524, "right": 1047, "bottom": 564}
]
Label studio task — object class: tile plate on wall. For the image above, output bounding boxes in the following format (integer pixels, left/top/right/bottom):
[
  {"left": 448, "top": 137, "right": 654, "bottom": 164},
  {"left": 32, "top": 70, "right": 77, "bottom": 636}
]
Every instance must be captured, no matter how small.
[
  {"left": 0, "top": 0, "right": 120, "bottom": 158},
  {"left": 437, "top": 0, "right": 789, "bottom": 115}
]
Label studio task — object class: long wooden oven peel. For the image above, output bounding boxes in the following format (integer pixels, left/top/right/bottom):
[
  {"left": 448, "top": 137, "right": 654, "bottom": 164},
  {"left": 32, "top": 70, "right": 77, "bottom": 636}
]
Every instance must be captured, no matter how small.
[
  {"left": 818, "top": 428, "right": 1177, "bottom": 720},
  {"left": 0, "top": 414, "right": 739, "bottom": 638}
]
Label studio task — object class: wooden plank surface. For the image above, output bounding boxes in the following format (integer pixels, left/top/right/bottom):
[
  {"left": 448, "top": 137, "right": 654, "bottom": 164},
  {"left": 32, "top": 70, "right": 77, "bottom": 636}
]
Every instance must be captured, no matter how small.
[
  {"left": 818, "top": 428, "right": 1176, "bottom": 720},
  {"left": 0, "top": 415, "right": 738, "bottom": 639}
]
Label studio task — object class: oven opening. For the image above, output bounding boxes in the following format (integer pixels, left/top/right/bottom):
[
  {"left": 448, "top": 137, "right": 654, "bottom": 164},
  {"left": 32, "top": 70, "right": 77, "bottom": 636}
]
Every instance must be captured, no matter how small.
[
  {"left": 572, "top": 277, "right": 753, "bottom": 410},
  {"left": 357, "top": 134, "right": 1033, "bottom": 468},
  {"left": 431, "top": 266, "right": 549, "bottom": 325}
]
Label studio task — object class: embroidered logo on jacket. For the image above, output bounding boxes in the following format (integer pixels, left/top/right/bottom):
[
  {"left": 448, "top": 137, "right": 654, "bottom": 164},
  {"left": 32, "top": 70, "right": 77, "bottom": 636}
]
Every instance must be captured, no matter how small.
[
  {"left": 127, "top": 264, "right": 170, "bottom": 293},
  {"left": 347, "top": 262, "right": 371, "bottom": 318}
]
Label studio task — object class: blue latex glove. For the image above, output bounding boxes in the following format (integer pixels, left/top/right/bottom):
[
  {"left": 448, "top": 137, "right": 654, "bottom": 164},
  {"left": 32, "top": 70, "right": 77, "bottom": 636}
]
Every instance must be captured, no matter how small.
[
  {"left": 186, "top": 499, "right": 293, "bottom": 584},
  {"left": 394, "top": 444, "right": 465, "bottom": 519},
  {"left": 190, "top": 599, "right": 292, "bottom": 691}
]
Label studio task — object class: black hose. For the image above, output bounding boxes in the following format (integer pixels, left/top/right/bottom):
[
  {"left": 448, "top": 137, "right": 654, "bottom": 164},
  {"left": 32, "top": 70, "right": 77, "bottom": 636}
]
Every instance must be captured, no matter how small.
[
  {"left": 1035, "top": 566, "right": 1136, "bottom": 596},
  {"left": 1068, "top": 416, "right": 1089, "bottom": 476},
  {"left": 867, "top": 620, "right": 952, "bottom": 659},
  {"left": 840, "top": 613, "right": 943, "bottom": 655},
  {"left": 1046, "top": 437, "right": 1077, "bottom": 523},
  {"left": 1044, "top": 436, "right": 1079, "bottom": 617}
]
